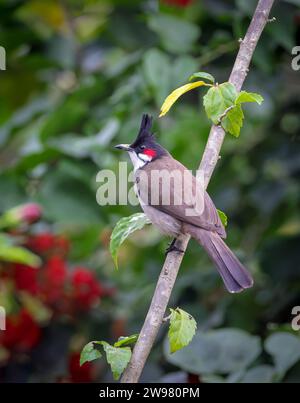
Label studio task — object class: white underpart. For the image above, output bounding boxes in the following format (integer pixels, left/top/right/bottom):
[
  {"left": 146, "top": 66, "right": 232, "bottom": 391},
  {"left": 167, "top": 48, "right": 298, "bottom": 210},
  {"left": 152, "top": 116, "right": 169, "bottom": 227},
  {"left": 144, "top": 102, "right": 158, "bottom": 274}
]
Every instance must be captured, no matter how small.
[{"left": 128, "top": 151, "right": 151, "bottom": 171}]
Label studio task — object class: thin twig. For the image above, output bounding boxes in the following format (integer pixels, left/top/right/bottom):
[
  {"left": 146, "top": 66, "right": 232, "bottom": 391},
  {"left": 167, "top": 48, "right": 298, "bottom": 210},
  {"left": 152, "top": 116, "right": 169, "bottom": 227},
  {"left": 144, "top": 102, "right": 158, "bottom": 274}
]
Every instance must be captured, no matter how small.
[
  {"left": 162, "top": 314, "right": 172, "bottom": 322},
  {"left": 217, "top": 105, "right": 236, "bottom": 124},
  {"left": 197, "top": 40, "right": 238, "bottom": 67},
  {"left": 121, "top": 0, "right": 275, "bottom": 383}
]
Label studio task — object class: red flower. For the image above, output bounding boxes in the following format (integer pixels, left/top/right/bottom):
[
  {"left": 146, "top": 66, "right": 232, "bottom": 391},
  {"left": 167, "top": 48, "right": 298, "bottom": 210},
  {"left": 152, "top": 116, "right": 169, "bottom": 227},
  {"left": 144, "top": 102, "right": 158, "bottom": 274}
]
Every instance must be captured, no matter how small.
[
  {"left": 71, "top": 268, "right": 103, "bottom": 309},
  {"left": 1, "top": 309, "right": 41, "bottom": 351},
  {"left": 69, "top": 352, "right": 93, "bottom": 383},
  {"left": 44, "top": 256, "right": 67, "bottom": 287},
  {"left": 162, "top": 0, "right": 193, "bottom": 7},
  {"left": 55, "top": 236, "right": 70, "bottom": 256},
  {"left": 26, "top": 233, "right": 69, "bottom": 256},
  {"left": 42, "top": 255, "right": 67, "bottom": 304},
  {"left": 13, "top": 263, "right": 38, "bottom": 295},
  {"left": 26, "top": 233, "right": 56, "bottom": 254}
]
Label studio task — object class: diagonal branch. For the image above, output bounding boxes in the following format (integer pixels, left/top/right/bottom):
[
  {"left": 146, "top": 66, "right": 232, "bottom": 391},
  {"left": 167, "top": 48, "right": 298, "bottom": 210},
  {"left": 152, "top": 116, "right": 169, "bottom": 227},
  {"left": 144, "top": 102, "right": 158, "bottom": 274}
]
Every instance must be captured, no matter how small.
[{"left": 121, "top": 0, "right": 275, "bottom": 383}]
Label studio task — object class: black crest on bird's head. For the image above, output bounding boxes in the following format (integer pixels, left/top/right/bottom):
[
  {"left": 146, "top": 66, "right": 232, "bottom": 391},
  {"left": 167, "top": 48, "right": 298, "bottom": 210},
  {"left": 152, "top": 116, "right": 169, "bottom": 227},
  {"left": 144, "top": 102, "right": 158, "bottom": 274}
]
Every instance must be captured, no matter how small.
[
  {"left": 130, "top": 114, "right": 155, "bottom": 148},
  {"left": 130, "top": 113, "right": 168, "bottom": 159},
  {"left": 139, "top": 113, "right": 153, "bottom": 136}
]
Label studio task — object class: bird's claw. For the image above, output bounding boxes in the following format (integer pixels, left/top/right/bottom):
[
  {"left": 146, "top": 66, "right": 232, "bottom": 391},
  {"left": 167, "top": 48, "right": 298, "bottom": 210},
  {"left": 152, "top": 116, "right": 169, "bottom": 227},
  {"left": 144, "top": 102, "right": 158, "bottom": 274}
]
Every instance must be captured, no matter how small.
[{"left": 165, "top": 239, "right": 184, "bottom": 255}]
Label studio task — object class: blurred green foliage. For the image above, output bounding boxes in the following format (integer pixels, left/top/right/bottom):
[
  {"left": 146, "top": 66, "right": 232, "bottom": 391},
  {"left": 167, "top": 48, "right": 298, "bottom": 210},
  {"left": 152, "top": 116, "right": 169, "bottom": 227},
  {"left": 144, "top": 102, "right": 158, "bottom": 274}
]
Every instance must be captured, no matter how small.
[{"left": 0, "top": 0, "right": 300, "bottom": 383}]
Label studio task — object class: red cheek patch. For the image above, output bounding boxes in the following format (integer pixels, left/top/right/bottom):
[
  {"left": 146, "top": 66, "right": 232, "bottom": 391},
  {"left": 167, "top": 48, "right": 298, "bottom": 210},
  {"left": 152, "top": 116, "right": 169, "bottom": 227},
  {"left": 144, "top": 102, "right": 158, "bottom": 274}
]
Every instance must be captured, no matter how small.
[{"left": 143, "top": 149, "right": 156, "bottom": 158}]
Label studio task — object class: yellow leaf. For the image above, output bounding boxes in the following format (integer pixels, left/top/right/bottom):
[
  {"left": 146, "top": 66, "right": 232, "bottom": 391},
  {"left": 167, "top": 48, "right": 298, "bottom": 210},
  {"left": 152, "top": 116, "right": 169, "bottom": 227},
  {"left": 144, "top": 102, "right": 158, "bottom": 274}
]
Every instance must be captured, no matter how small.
[
  {"left": 159, "top": 81, "right": 211, "bottom": 117},
  {"left": 17, "top": 0, "right": 66, "bottom": 32}
]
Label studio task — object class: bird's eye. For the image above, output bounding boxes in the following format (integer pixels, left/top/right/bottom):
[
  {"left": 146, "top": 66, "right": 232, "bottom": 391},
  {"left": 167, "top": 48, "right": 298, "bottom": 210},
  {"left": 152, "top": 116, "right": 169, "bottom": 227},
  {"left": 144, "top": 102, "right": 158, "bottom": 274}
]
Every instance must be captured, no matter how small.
[{"left": 140, "top": 145, "right": 146, "bottom": 150}]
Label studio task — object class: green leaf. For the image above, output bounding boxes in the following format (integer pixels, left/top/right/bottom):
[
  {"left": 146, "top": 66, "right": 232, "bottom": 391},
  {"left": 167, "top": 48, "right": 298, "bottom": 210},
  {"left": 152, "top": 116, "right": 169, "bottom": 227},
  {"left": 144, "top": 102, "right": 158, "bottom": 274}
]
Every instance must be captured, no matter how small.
[
  {"left": 0, "top": 270, "right": 22, "bottom": 314},
  {"left": 240, "top": 365, "right": 275, "bottom": 383},
  {"left": 0, "top": 97, "right": 50, "bottom": 148},
  {"left": 102, "top": 342, "right": 131, "bottom": 381},
  {"left": 172, "top": 57, "right": 199, "bottom": 88},
  {"left": 0, "top": 245, "right": 41, "bottom": 267},
  {"left": 148, "top": 14, "right": 200, "bottom": 54},
  {"left": 265, "top": 332, "right": 300, "bottom": 379},
  {"left": 0, "top": 347, "right": 9, "bottom": 363},
  {"left": 37, "top": 161, "right": 101, "bottom": 225},
  {"left": 110, "top": 213, "right": 151, "bottom": 269},
  {"left": 219, "top": 82, "right": 239, "bottom": 105},
  {"left": 40, "top": 99, "right": 88, "bottom": 141},
  {"left": 0, "top": 174, "right": 26, "bottom": 212},
  {"left": 205, "top": 87, "right": 263, "bottom": 137},
  {"left": 235, "top": 91, "right": 264, "bottom": 105},
  {"left": 221, "top": 104, "right": 244, "bottom": 137},
  {"left": 142, "top": 48, "right": 171, "bottom": 106},
  {"left": 80, "top": 341, "right": 102, "bottom": 366},
  {"left": 168, "top": 308, "right": 197, "bottom": 354},
  {"left": 217, "top": 209, "right": 228, "bottom": 227},
  {"left": 80, "top": 339, "right": 132, "bottom": 379},
  {"left": 203, "top": 82, "right": 238, "bottom": 125},
  {"left": 49, "top": 119, "right": 119, "bottom": 158},
  {"left": 19, "top": 292, "right": 52, "bottom": 324},
  {"left": 189, "top": 71, "right": 215, "bottom": 84},
  {"left": 201, "top": 374, "right": 226, "bottom": 383},
  {"left": 114, "top": 334, "right": 139, "bottom": 348},
  {"left": 165, "top": 328, "right": 261, "bottom": 375}
]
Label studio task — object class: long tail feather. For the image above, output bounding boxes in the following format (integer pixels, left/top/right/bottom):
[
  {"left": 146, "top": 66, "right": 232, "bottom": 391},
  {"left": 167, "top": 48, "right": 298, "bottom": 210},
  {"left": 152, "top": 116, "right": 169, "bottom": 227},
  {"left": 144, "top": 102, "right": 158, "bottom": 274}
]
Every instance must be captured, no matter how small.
[{"left": 185, "top": 225, "right": 253, "bottom": 293}]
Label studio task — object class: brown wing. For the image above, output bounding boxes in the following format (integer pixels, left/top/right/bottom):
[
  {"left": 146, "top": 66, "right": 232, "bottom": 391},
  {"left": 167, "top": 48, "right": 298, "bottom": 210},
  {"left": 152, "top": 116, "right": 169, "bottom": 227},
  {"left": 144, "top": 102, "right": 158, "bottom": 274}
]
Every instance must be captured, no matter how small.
[{"left": 136, "top": 155, "right": 226, "bottom": 238}]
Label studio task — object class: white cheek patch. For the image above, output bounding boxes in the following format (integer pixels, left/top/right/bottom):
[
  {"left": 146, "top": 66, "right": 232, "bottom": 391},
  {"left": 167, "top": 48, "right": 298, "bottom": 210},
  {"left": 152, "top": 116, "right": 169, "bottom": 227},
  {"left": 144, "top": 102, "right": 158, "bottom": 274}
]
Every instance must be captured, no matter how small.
[
  {"left": 138, "top": 153, "right": 152, "bottom": 162},
  {"left": 128, "top": 151, "right": 147, "bottom": 171},
  {"left": 128, "top": 151, "right": 152, "bottom": 172}
]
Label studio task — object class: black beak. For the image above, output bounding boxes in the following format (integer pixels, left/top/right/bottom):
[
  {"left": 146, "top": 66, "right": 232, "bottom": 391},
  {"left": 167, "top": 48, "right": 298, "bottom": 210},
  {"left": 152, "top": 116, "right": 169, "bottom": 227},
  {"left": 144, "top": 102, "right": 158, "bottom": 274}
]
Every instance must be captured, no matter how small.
[{"left": 114, "top": 144, "right": 133, "bottom": 151}]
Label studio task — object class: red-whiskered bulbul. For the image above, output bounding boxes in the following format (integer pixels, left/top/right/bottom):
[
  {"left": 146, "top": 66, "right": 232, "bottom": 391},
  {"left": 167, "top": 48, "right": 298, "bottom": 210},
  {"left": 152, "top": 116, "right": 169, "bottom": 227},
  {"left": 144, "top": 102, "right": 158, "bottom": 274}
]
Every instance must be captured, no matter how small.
[{"left": 115, "top": 114, "right": 253, "bottom": 293}]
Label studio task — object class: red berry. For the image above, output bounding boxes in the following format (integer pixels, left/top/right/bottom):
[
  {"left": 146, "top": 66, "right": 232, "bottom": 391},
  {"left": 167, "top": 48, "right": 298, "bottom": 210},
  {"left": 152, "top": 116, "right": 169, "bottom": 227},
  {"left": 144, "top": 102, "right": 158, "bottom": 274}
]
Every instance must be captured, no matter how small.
[
  {"left": 44, "top": 256, "right": 67, "bottom": 287},
  {"left": 71, "top": 268, "right": 103, "bottom": 310},
  {"left": 69, "top": 352, "right": 93, "bottom": 383},
  {"left": 41, "top": 256, "right": 67, "bottom": 304},
  {"left": 162, "top": 0, "right": 193, "bottom": 7},
  {"left": 1, "top": 309, "right": 41, "bottom": 351},
  {"left": 13, "top": 263, "right": 38, "bottom": 295},
  {"left": 26, "top": 233, "right": 56, "bottom": 254},
  {"left": 26, "top": 233, "right": 69, "bottom": 256}
]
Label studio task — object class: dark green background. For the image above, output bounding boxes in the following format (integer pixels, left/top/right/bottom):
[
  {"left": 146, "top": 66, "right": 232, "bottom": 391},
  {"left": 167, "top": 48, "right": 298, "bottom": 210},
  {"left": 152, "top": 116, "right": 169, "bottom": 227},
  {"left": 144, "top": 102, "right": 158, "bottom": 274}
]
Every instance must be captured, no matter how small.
[{"left": 0, "top": 0, "right": 300, "bottom": 383}]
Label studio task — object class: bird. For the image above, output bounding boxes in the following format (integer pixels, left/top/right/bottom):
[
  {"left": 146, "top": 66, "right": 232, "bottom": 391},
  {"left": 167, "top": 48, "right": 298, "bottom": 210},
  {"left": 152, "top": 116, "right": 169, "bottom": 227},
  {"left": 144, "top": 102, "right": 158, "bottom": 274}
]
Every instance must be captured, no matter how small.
[{"left": 115, "top": 114, "right": 253, "bottom": 293}]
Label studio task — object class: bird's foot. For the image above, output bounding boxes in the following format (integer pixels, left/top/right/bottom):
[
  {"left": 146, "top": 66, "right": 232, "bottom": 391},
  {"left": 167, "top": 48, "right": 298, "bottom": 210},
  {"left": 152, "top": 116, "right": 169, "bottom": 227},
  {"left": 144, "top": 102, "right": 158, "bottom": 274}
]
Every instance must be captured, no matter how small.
[{"left": 165, "top": 238, "right": 184, "bottom": 255}]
